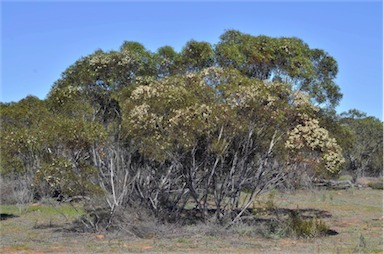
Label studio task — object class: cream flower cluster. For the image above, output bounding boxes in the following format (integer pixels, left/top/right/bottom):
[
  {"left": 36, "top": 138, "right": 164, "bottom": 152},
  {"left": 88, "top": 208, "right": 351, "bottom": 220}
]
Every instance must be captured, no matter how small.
[
  {"left": 131, "top": 85, "right": 159, "bottom": 101},
  {"left": 50, "top": 86, "right": 82, "bottom": 105},
  {"left": 169, "top": 104, "right": 212, "bottom": 127},
  {"left": 129, "top": 103, "right": 159, "bottom": 130},
  {"left": 292, "top": 91, "right": 319, "bottom": 112},
  {"left": 5, "top": 129, "right": 40, "bottom": 149},
  {"left": 131, "top": 81, "right": 188, "bottom": 105},
  {"left": 200, "top": 66, "right": 225, "bottom": 80},
  {"left": 88, "top": 51, "right": 135, "bottom": 72},
  {"left": 285, "top": 113, "right": 344, "bottom": 173},
  {"left": 230, "top": 85, "right": 262, "bottom": 107}
]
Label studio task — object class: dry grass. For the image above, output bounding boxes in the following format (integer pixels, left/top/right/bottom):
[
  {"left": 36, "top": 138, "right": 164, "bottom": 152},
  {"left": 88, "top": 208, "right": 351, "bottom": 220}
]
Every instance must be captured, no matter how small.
[{"left": 1, "top": 188, "right": 382, "bottom": 253}]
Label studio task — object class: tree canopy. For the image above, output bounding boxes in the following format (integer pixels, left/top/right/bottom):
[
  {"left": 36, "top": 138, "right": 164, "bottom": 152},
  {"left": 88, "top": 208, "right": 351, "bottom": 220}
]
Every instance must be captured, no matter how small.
[{"left": 216, "top": 30, "right": 342, "bottom": 107}]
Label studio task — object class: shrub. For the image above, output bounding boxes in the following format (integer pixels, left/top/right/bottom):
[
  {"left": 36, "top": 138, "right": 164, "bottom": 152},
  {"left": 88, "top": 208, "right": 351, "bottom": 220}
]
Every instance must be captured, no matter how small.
[
  {"left": 287, "top": 211, "right": 330, "bottom": 238},
  {"left": 367, "top": 181, "right": 383, "bottom": 190}
]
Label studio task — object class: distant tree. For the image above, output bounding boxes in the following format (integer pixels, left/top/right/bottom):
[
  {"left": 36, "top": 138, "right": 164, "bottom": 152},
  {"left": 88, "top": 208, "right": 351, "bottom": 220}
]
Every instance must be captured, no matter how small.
[
  {"left": 340, "top": 109, "right": 383, "bottom": 180},
  {"left": 0, "top": 97, "right": 50, "bottom": 202},
  {"left": 180, "top": 40, "right": 214, "bottom": 73},
  {"left": 155, "top": 46, "right": 181, "bottom": 78},
  {"left": 0, "top": 96, "right": 48, "bottom": 176}
]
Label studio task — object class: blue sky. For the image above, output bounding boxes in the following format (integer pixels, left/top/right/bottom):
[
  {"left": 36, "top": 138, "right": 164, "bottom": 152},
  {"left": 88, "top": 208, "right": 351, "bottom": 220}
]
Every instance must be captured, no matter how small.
[{"left": 1, "top": 1, "right": 382, "bottom": 120}]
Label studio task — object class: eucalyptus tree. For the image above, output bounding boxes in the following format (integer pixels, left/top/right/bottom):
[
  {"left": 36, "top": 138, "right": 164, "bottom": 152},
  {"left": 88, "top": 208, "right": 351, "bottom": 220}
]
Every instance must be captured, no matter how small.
[
  {"left": 340, "top": 110, "right": 383, "bottom": 179},
  {"left": 1, "top": 31, "right": 348, "bottom": 229},
  {"left": 0, "top": 96, "right": 48, "bottom": 176},
  {"left": 0, "top": 97, "right": 50, "bottom": 202},
  {"left": 180, "top": 40, "right": 215, "bottom": 73},
  {"left": 215, "top": 30, "right": 342, "bottom": 108},
  {"left": 155, "top": 46, "right": 180, "bottom": 78}
]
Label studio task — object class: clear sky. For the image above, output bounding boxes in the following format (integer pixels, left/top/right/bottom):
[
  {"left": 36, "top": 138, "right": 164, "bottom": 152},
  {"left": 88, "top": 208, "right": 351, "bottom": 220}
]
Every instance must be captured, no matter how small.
[{"left": 1, "top": 1, "right": 383, "bottom": 120}]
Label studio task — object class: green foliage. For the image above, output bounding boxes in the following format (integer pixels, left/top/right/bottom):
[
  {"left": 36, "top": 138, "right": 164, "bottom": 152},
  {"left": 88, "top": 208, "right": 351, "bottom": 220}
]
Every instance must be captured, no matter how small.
[
  {"left": 0, "top": 97, "right": 49, "bottom": 175},
  {"left": 0, "top": 96, "right": 48, "bottom": 130},
  {"left": 155, "top": 45, "right": 180, "bottom": 77},
  {"left": 180, "top": 40, "right": 214, "bottom": 72},
  {"left": 216, "top": 30, "right": 342, "bottom": 107},
  {"left": 45, "top": 117, "right": 107, "bottom": 150}
]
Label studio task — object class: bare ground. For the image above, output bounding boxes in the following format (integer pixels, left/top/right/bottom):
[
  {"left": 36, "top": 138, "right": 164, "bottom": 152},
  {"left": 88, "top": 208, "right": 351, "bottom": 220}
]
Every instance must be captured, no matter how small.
[{"left": 0, "top": 188, "right": 382, "bottom": 253}]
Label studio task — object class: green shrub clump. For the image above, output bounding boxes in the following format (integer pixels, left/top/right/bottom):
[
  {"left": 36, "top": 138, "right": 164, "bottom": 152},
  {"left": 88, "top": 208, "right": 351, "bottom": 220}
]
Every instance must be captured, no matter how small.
[
  {"left": 287, "top": 211, "right": 330, "bottom": 238},
  {"left": 367, "top": 181, "right": 383, "bottom": 190}
]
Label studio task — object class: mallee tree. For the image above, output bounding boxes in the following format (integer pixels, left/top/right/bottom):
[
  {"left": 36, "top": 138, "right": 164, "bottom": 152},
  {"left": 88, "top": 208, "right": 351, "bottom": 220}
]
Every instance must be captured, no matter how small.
[{"left": 3, "top": 30, "right": 371, "bottom": 230}]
